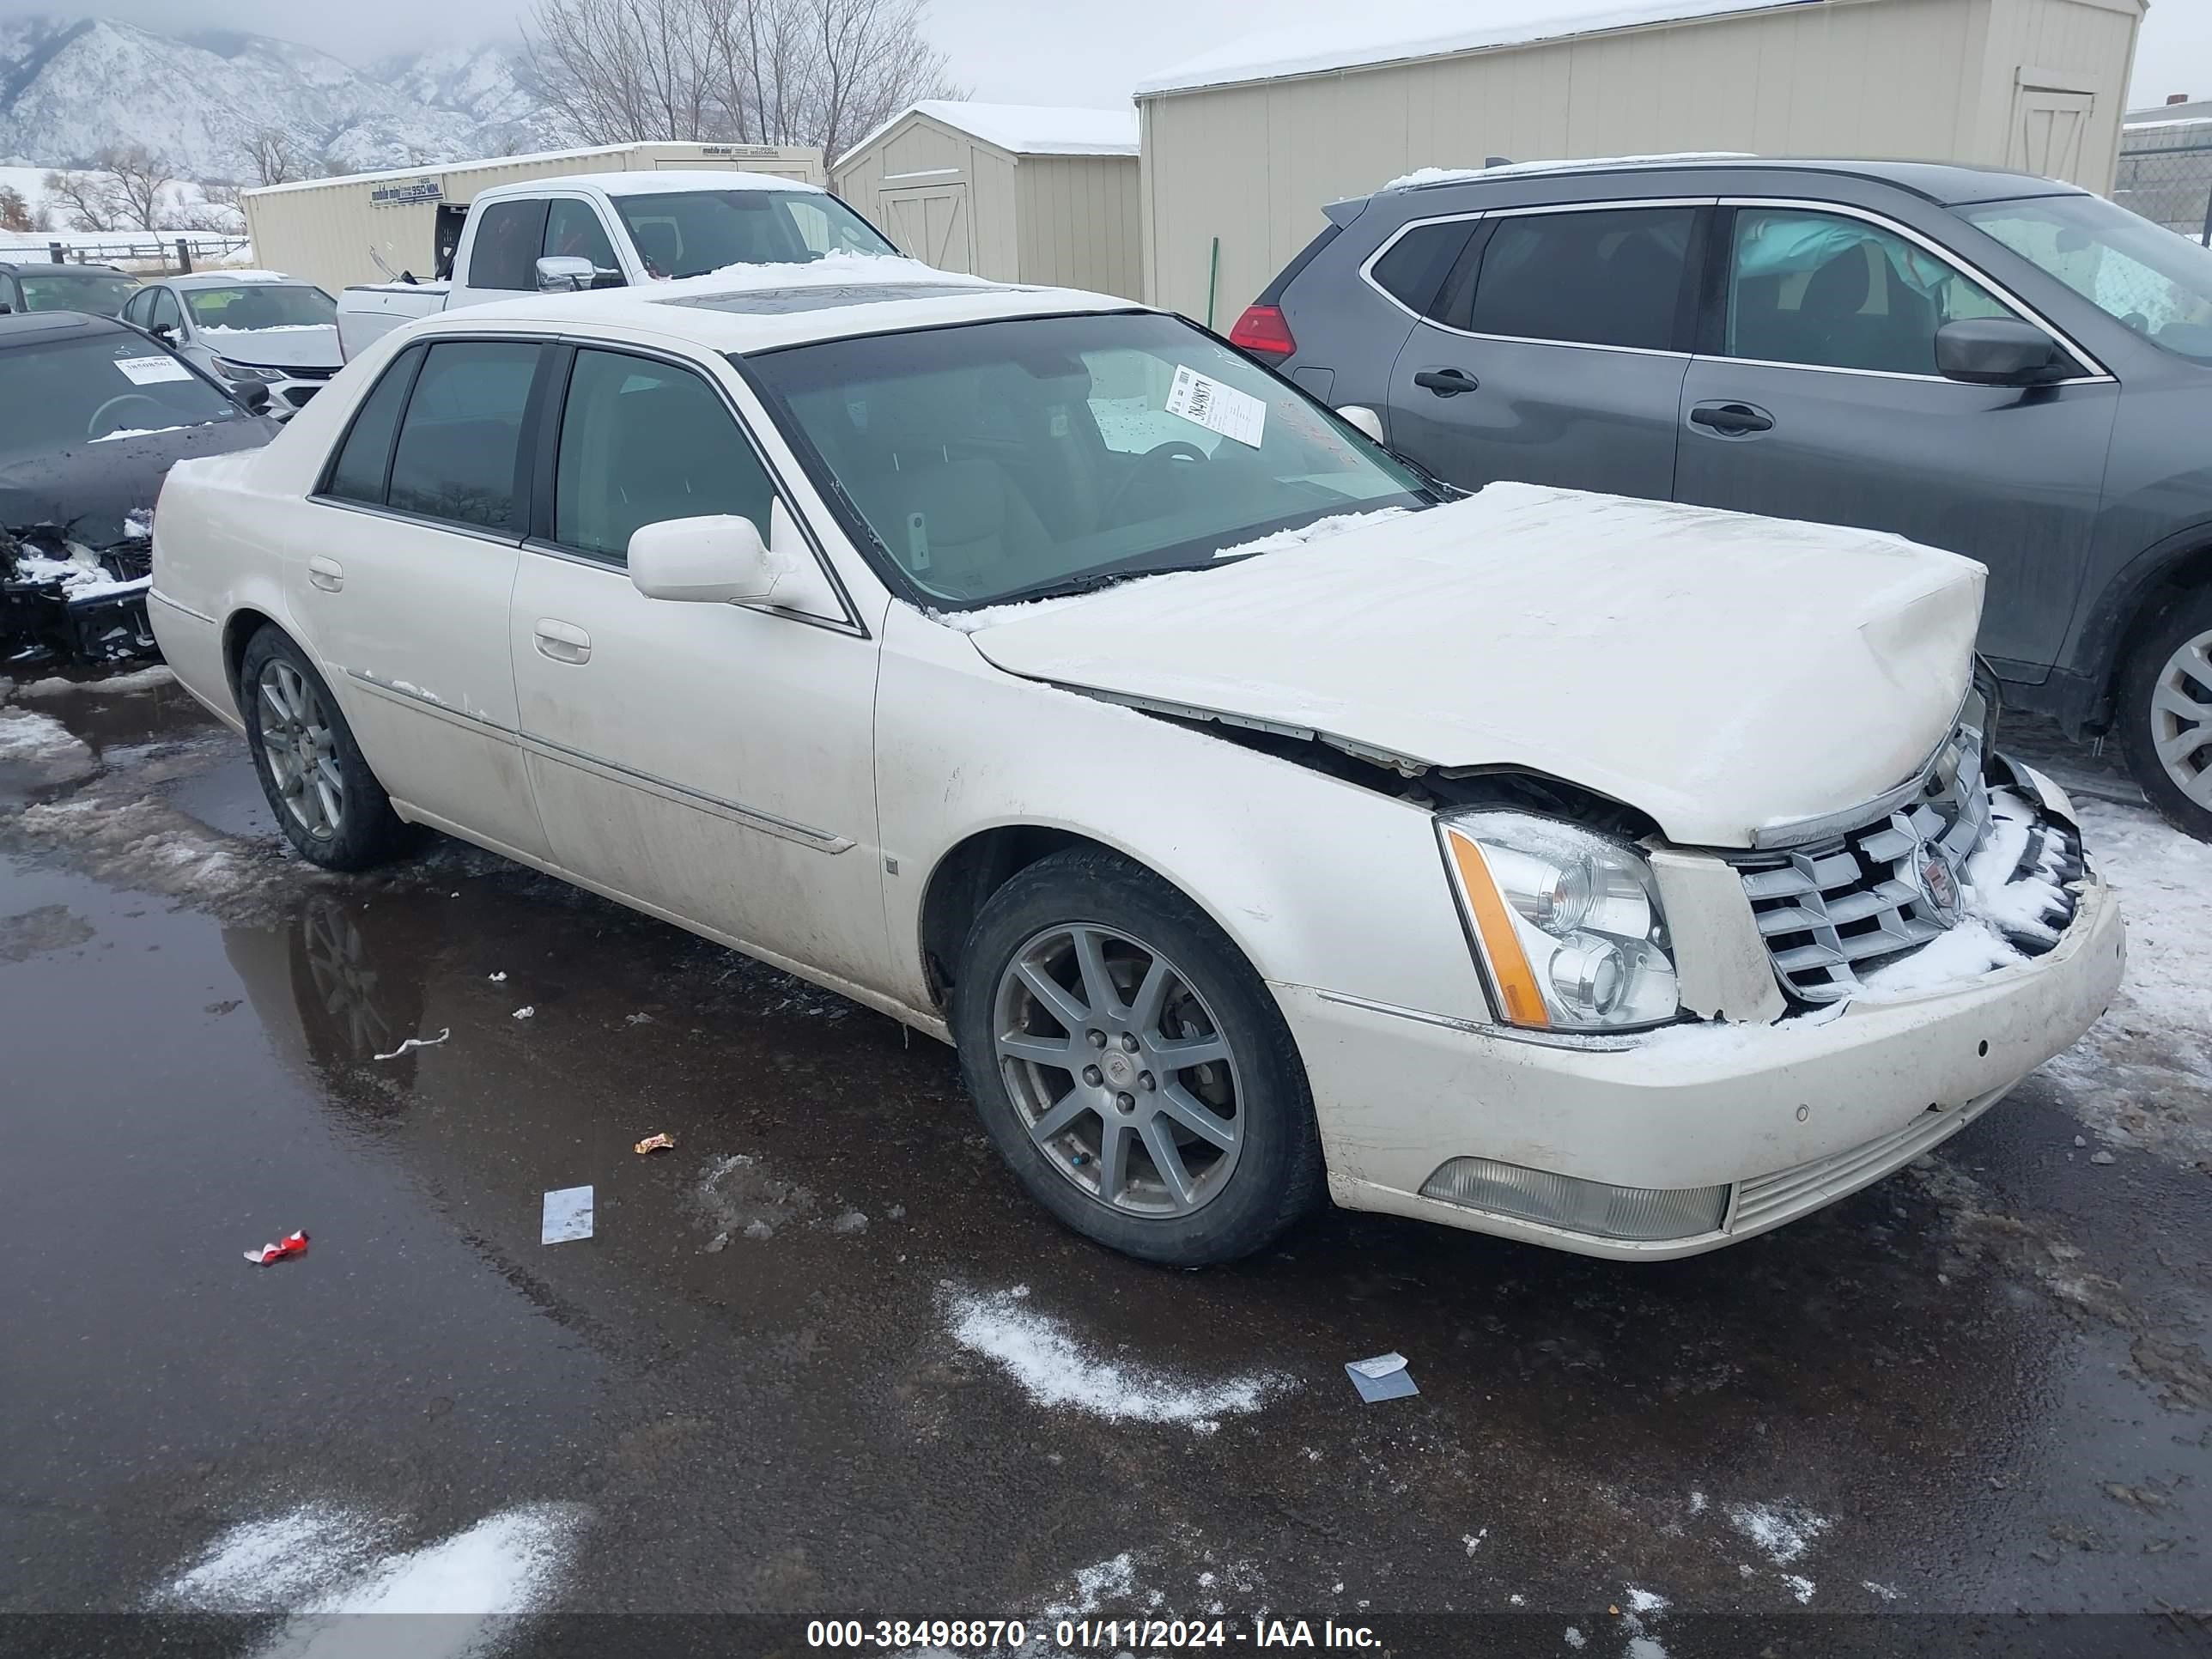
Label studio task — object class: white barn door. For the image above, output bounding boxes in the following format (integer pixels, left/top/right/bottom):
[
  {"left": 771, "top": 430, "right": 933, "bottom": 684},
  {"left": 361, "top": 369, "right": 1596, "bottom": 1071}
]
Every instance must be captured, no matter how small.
[
  {"left": 881, "top": 185, "right": 974, "bottom": 273},
  {"left": 2010, "top": 87, "right": 2094, "bottom": 183}
]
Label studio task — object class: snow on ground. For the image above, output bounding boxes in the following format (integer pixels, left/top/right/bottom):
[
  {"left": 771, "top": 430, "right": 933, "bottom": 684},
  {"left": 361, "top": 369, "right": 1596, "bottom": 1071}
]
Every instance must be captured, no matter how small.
[
  {"left": 11, "top": 665, "right": 173, "bottom": 697},
  {"left": 940, "top": 1283, "right": 1293, "bottom": 1426},
  {"left": 1723, "top": 1500, "right": 1832, "bottom": 1565},
  {"left": 0, "top": 706, "right": 97, "bottom": 783},
  {"left": 0, "top": 163, "right": 248, "bottom": 262}
]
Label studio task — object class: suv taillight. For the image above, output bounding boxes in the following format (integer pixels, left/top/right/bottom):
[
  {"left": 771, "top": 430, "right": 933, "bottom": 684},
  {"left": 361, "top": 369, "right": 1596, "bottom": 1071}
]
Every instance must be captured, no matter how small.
[{"left": 1228, "top": 303, "right": 1296, "bottom": 359}]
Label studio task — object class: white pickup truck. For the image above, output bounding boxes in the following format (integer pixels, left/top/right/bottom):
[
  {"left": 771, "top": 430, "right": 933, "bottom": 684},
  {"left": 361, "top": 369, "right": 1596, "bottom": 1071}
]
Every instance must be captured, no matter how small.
[{"left": 334, "top": 168, "right": 898, "bottom": 358}]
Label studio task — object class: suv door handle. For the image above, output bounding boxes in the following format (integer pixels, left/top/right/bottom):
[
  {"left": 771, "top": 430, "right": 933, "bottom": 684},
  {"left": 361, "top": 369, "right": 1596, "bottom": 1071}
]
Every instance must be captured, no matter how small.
[
  {"left": 1413, "top": 368, "right": 1479, "bottom": 397},
  {"left": 534, "top": 618, "right": 591, "bottom": 665},
  {"left": 307, "top": 556, "right": 344, "bottom": 592},
  {"left": 1689, "top": 400, "right": 1775, "bottom": 435}
]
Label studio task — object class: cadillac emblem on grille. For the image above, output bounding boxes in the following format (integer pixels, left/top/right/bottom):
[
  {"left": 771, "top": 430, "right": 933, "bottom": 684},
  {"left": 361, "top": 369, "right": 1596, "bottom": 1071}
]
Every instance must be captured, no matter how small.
[{"left": 1914, "top": 842, "right": 1962, "bottom": 922}]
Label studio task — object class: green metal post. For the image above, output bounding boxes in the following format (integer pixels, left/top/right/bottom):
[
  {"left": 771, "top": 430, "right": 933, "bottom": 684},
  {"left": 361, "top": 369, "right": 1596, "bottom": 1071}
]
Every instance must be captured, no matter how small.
[{"left": 1205, "top": 236, "right": 1220, "bottom": 331}]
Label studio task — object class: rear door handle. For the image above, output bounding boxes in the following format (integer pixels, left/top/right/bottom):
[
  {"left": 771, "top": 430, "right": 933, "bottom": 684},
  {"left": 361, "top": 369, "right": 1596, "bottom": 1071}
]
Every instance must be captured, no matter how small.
[
  {"left": 1413, "top": 367, "right": 1479, "bottom": 397},
  {"left": 1689, "top": 400, "right": 1775, "bottom": 435},
  {"left": 307, "top": 556, "right": 343, "bottom": 592},
  {"left": 534, "top": 618, "right": 591, "bottom": 665}
]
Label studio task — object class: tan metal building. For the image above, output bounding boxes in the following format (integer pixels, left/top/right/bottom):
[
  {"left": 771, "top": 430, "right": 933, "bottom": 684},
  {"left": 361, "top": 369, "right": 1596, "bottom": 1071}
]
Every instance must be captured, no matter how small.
[
  {"left": 244, "top": 141, "right": 828, "bottom": 295},
  {"left": 834, "top": 101, "right": 1142, "bottom": 298},
  {"left": 1137, "top": 0, "right": 2146, "bottom": 323}
]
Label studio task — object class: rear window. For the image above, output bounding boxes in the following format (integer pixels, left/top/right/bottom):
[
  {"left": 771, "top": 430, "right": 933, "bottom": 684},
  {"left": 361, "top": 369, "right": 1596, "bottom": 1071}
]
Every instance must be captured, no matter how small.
[
  {"left": 1451, "top": 206, "right": 1695, "bottom": 350},
  {"left": 323, "top": 345, "right": 423, "bottom": 506},
  {"left": 383, "top": 341, "right": 540, "bottom": 532},
  {"left": 1369, "top": 220, "right": 1476, "bottom": 318}
]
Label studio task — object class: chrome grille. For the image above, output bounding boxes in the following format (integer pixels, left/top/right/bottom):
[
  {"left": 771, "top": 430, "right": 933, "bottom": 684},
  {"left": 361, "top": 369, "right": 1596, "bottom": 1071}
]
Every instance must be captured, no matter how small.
[{"left": 1733, "top": 714, "right": 1996, "bottom": 1003}]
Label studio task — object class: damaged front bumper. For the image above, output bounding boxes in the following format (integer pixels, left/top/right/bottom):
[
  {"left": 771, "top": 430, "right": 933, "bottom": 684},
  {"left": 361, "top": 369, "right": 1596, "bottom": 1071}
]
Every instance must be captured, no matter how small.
[
  {"left": 3, "top": 528, "right": 158, "bottom": 672},
  {"left": 1282, "top": 766, "right": 2126, "bottom": 1261}
]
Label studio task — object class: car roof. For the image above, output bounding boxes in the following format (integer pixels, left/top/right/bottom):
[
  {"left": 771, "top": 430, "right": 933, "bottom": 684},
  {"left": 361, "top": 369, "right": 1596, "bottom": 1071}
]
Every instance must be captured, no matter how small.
[
  {"left": 1373, "top": 154, "right": 2088, "bottom": 207},
  {"left": 0, "top": 259, "right": 130, "bottom": 276},
  {"left": 0, "top": 308, "right": 130, "bottom": 344},
  {"left": 475, "top": 168, "right": 827, "bottom": 202},
  {"left": 447, "top": 253, "right": 1139, "bottom": 355}
]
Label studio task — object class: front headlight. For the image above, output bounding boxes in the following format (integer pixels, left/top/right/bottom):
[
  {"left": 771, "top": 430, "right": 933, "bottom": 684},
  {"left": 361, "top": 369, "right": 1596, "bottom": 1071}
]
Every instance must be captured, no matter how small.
[
  {"left": 210, "top": 356, "right": 281, "bottom": 383},
  {"left": 1438, "top": 811, "right": 1680, "bottom": 1032}
]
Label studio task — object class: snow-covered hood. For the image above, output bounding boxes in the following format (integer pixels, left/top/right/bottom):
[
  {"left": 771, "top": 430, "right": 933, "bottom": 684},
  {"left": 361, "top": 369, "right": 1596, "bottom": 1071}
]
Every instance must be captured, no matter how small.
[
  {"left": 963, "top": 483, "right": 1985, "bottom": 848},
  {"left": 198, "top": 325, "right": 343, "bottom": 371}
]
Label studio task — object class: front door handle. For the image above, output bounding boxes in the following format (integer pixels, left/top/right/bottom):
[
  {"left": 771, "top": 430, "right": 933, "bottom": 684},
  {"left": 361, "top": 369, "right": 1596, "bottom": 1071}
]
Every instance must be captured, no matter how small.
[
  {"left": 307, "top": 556, "right": 343, "bottom": 592},
  {"left": 534, "top": 618, "right": 591, "bottom": 665},
  {"left": 1413, "top": 367, "right": 1479, "bottom": 397},
  {"left": 1688, "top": 400, "right": 1775, "bottom": 435}
]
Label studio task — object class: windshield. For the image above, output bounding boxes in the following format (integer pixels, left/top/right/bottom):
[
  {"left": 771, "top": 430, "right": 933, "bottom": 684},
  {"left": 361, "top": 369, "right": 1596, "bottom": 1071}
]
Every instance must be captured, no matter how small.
[
  {"left": 185, "top": 284, "right": 337, "bottom": 331},
  {"left": 0, "top": 333, "right": 242, "bottom": 463},
  {"left": 16, "top": 270, "right": 140, "bottom": 317},
  {"left": 611, "top": 189, "right": 895, "bottom": 278},
  {"left": 1960, "top": 194, "right": 2212, "bottom": 363},
  {"left": 748, "top": 310, "right": 1430, "bottom": 608}
]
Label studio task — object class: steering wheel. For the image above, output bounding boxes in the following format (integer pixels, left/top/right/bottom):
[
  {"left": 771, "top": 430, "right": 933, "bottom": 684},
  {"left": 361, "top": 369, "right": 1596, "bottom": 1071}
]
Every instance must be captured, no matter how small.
[
  {"left": 86, "top": 393, "right": 174, "bottom": 441},
  {"left": 1101, "top": 440, "right": 1209, "bottom": 526}
]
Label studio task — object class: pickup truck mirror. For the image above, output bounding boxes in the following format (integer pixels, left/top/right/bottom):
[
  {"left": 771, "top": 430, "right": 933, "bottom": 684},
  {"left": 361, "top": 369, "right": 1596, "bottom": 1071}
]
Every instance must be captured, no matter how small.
[
  {"left": 1935, "top": 318, "right": 2063, "bottom": 386},
  {"left": 629, "top": 514, "right": 779, "bottom": 605},
  {"left": 535, "top": 255, "right": 599, "bottom": 294}
]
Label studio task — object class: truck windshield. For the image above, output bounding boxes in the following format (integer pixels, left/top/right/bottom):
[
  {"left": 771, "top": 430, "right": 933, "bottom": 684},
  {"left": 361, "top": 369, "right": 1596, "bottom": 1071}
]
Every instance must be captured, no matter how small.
[
  {"left": 611, "top": 190, "right": 894, "bottom": 278},
  {"left": 1960, "top": 193, "right": 2212, "bottom": 363},
  {"left": 746, "top": 309, "right": 1431, "bottom": 609},
  {"left": 0, "top": 333, "right": 242, "bottom": 462},
  {"left": 185, "top": 284, "right": 338, "bottom": 331}
]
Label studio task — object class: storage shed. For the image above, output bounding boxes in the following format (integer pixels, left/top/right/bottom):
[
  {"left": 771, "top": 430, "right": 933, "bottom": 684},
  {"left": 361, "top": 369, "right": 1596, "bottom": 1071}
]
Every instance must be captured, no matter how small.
[
  {"left": 1137, "top": 0, "right": 2146, "bottom": 322},
  {"left": 835, "top": 101, "right": 1141, "bottom": 298},
  {"left": 245, "top": 141, "right": 827, "bottom": 295}
]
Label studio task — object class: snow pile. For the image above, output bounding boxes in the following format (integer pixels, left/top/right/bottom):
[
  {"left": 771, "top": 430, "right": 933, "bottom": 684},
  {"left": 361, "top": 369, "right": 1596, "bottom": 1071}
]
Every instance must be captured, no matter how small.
[
  {"left": 1385, "top": 152, "right": 1754, "bottom": 191},
  {"left": 1212, "top": 507, "right": 1412, "bottom": 561},
  {"left": 13, "top": 665, "right": 173, "bottom": 698},
  {"left": 10, "top": 548, "right": 154, "bottom": 603},
  {"left": 693, "top": 249, "right": 996, "bottom": 292},
  {"left": 1724, "top": 1500, "right": 1832, "bottom": 1565},
  {"left": 0, "top": 706, "right": 98, "bottom": 782},
  {"left": 941, "top": 1283, "right": 1294, "bottom": 1425}
]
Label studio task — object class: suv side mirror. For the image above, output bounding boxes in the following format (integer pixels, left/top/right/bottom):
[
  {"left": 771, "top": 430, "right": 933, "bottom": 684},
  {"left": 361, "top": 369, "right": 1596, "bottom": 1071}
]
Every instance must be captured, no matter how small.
[
  {"left": 629, "top": 515, "right": 780, "bottom": 604},
  {"left": 535, "top": 254, "right": 599, "bottom": 294},
  {"left": 1936, "top": 318, "right": 2063, "bottom": 386}
]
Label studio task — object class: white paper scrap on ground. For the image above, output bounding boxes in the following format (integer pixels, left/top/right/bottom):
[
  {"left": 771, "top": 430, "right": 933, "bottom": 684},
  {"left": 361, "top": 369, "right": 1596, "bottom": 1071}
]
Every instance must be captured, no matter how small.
[
  {"left": 541, "top": 1186, "right": 594, "bottom": 1244},
  {"left": 1166, "top": 364, "right": 1266, "bottom": 448},
  {"left": 512, "top": 1006, "right": 534, "bottom": 1020},
  {"left": 114, "top": 355, "right": 192, "bottom": 385},
  {"left": 372, "top": 1028, "right": 449, "bottom": 1060},
  {"left": 1346, "top": 1352, "right": 1418, "bottom": 1402}
]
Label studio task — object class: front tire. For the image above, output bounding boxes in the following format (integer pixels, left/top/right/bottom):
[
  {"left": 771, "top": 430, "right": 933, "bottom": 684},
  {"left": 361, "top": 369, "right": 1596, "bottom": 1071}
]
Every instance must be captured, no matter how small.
[
  {"left": 951, "top": 848, "right": 1325, "bottom": 1266},
  {"left": 240, "top": 628, "right": 411, "bottom": 871},
  {"left": 2117, "top": 587, "right": 2212, "bottom": 842}
]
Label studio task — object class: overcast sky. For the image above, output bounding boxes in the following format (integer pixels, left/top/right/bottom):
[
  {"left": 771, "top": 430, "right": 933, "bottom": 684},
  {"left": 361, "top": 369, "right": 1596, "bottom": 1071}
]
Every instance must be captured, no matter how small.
[{"left": 5, "top": 0, "right": 2206, "bottom": 110}]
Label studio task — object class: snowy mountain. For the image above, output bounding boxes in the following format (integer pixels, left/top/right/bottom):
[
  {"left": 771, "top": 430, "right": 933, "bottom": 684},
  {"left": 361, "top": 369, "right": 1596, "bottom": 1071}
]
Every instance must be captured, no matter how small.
[{"left": 0, "top": 17, "right": 560, "bottom": 182}]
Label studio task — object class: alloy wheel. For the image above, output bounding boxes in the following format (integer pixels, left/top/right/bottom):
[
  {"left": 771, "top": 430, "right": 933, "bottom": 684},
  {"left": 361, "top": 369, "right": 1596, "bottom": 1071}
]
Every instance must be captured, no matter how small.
[
  {"left": 256, "top": 659, "right": 345, "bottom": 841},
  {"left": 993, "top": 923, "right": 1244, "bottom": 1217},
  {"left": 2150, "top": 626, "right": 2212, "bottom": 810}
]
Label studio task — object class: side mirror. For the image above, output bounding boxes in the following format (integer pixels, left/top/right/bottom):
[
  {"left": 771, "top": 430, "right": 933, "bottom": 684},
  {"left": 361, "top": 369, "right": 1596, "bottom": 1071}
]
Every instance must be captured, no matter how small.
[
  {"left": 150, "top": 322, "right": 175, "bottom": 343},
  {"left": 1936, "top": 318, "right": 2063, "bottom": 386},
  {"left": 535, "top": 254, "right": 598, "bottom": 294},
  {"left": 1335, "top": 404, "right": 1385, "bottom": 443},
  {"left": 629, "top": 515, "right": 780, "bottom": 604},
  {"left": 234, "top": 380, "right": 272, "bottom": 415}
]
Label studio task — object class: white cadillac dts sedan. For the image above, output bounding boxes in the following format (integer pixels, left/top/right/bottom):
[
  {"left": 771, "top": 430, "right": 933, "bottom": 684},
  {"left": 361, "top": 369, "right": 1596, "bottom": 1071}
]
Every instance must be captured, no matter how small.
[{"left": 148, "top": 258, "right": 2124, "bottom": 1267}]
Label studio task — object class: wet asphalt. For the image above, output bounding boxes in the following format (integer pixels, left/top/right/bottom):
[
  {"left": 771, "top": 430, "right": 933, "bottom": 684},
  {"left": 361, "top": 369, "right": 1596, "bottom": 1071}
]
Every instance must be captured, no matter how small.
[{"left": 2, "top": 676, "right": 2210, "bottom": 1659}]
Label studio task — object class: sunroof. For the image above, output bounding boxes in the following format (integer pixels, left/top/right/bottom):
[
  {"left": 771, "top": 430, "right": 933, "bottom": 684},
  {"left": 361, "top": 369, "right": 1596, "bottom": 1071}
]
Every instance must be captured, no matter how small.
[{"left": 658, "top": 283, "right": 996, "bottom": 315}]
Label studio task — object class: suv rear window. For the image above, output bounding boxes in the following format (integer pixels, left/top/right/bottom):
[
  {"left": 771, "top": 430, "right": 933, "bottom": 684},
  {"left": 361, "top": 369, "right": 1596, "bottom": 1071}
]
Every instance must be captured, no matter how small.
[{"left": 1450, "top": 206, "right": 1695, "bottom": 350}]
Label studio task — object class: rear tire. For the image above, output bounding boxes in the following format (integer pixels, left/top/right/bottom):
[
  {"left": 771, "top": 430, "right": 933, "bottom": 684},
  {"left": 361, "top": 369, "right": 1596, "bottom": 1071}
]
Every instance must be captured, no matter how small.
[
  {"left": 2116, "top": 587, "right": 2212, "bottom": 842},
  {"left": 240, "top": 628, "right": 412, "bottom": 871},
  {"left": 951, "top": 847, "right": 1325, "bottom": 1266}
]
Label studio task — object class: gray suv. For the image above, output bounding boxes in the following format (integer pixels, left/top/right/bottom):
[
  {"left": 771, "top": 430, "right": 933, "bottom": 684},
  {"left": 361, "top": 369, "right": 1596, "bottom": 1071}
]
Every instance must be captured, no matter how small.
[{"left": 1234, "top": 157, "right": 2212, "bottom": 839}]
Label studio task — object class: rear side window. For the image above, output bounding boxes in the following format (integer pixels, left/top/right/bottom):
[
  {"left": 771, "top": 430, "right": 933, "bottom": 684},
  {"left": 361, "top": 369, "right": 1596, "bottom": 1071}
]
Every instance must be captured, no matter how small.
[
  {"left": 386, "top": 341, "right": 540, "bottom": 531},
  {"left": 1453, "top": 207, "right": 1696, "bottom": 350},
  {"left": 552, "top": 349, "right": 775, "bottom": 563},
  {"left": 323, "top": 345, "right": 422, "bottom": 505},
  {"left": 467, "top": 198, "right": 551, "bottom": 292},
  {"left": 1370, "top": 220, "right": 1478, "bottom": 319}
]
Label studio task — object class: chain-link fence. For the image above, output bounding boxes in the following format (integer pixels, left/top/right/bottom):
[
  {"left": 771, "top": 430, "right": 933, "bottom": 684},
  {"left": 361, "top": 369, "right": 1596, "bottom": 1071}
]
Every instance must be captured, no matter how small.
[{"left": 2115, "top": 125, "right": 2212, "bottom": 246}]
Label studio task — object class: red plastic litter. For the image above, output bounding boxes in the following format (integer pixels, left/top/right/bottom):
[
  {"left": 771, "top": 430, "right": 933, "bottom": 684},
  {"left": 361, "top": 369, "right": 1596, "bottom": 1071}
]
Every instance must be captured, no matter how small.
[{"left": 244, "top": 1230, "right": 310, "bottom": 1266}]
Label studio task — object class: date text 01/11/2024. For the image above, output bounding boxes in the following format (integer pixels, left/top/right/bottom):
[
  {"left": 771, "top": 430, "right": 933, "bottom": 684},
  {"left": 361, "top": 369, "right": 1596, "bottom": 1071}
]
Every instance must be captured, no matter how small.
[{"left": 803, "top": 1620, "right": 1383, "bottom": 1650}]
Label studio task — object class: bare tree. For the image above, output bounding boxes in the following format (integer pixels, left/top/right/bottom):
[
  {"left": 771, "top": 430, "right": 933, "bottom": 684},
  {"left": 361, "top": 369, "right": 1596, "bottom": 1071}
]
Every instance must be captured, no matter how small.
[
  {"left": 0, "top": 185, "right": 31, "bottom": 234},
  {"left": 801, "top": 0, "right": 954, "bottom": 165},
  {"left": 96, "top": 144, "right": 174, "bottom": 231},
  {"left": 237, "top": 128, "right": 308, "bottom": 187},
  {"left": 42, "top": 167, "right": 118, "bottom": 232}
]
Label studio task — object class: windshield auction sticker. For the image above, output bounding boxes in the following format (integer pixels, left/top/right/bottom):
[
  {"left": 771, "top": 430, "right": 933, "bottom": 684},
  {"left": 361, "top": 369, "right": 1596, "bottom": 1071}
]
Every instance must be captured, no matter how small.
[
  {"left": 1166, "top": 365, "right": 1266, "bottom": 448},
  {"left": 113, "top": 356, "right": 193, "bottom": 386}
]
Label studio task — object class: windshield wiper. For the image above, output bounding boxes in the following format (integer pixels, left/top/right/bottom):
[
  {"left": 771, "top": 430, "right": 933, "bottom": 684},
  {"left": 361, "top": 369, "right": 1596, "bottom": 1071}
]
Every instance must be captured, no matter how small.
[{"left": 979, "top": 562, "right": 1205, "bottom": 608}]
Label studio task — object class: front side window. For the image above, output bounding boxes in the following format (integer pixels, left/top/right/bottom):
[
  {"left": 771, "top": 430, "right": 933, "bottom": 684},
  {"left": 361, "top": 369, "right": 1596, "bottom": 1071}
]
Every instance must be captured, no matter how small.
[
  {"left": 1960, "top": 192, "right": 2212, "bottom": 364},
  {"left": 1723, "top": 209, "right": 2011, "bottom": 375},
  {"left": 149, "top": 289, "right": 183, "bottom": 335},
  {"left": 1452, "top": 206, "right": 1695, "bottom": 349},
  {"left": 385, "top": 340, "right": 539, "bottom": 531},
  {"left": 749, "top": 311, "right": 1428, "bottom": 608},
  {"left": 184, "top": 284, "right": 338, "bottom": 331},
  {"left": 543, "top": 199, "right": 622, "bottom": 278},
  {"left": 612, "top": 190, "right": 894, "bottom": 278},
  {"left": 0, "top": 331, "right": 242, "bottom": 462},
  {"left": 16, "top": 270, "right": 140, "bottom": 316},
  {"left": 467, "top": 198, "right": 552, "bottom": 292},
  {"left": 553, "top": 349, "right": 774, "bottom": 562}
]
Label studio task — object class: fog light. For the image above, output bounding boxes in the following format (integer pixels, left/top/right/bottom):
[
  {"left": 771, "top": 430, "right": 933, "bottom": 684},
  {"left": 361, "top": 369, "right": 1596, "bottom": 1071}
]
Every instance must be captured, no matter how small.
[{"left": 1420, "top": 1156, "right": 1729, "bottom": 1242}]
